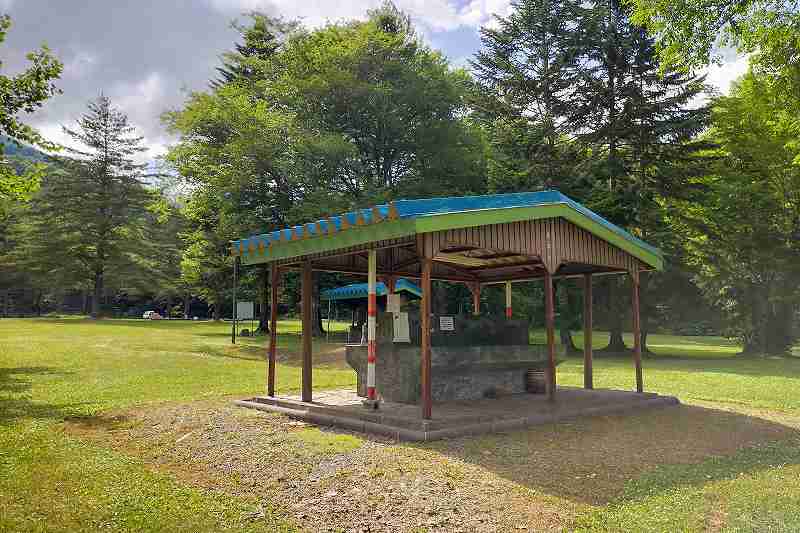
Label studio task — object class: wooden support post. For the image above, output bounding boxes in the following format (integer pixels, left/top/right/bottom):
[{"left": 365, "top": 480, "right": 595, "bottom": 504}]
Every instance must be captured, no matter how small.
[
  {"left": 470, "top": 282, "right": 481, "bottom": 316},
  {"left": 366, "top": 249, "right": 378, "bottom": 401},
  {"left": 583, "top": 273, "right": 593, "bottom": 390},
  {"left": 505, "top": 281, "right": 512, "bottom": 318},
  {"left": 301, "top": 260, "right": 313, "bottom": 402},
  {"left": 267, "top": 264, "right": 279, "bottom": 397},
  {"left": 231, "top": 257, "right": 238, "bottom": 344},
  {"left": 385, "top": 275, "right": 396, "bottom": 294},
  {"left": 420, "top": 257, "right": 432, "bottom": 419},
  {"left": 544, "top": 270, "right": 556, "bottom": 400},
  {"left": 631, "top": 270, "right": 644, "bottom": 393}
]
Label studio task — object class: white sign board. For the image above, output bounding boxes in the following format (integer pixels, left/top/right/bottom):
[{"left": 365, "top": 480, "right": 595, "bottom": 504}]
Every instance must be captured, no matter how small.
[
  {"left": 386, "top": 293, "right": 401, "bottom": 313},
  {"left": 439, "top": 315, "right": 455, "bottom": 331},
  {"left": 236, "top": 301, "right": 255, "bottom": 320},
  {"left": 393, "top": 312, "right": 410, "bottom": 343}
]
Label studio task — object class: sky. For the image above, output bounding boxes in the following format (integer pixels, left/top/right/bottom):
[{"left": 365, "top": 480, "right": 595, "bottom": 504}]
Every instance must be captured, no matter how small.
[{"left": 2, "top": 0, "right": 748, "bottom": 160}]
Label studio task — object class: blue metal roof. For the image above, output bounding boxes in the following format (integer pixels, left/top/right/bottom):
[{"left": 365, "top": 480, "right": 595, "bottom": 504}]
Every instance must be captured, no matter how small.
[
  {"left": 232, "top": 190, "right": 663, "bottom": 269},
  {"left": 390, "top": 190, "right": 660, "bottom": 257},
  {"left": 321, "top": 278, "right": 422, "bottom": 301}
]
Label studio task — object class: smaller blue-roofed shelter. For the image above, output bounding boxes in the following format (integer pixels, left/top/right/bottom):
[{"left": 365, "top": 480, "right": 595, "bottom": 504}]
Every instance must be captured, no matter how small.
[
  {"left": 321, "top": 279, "right": 421, "bottom": 302},
  {"left": 231, "top": 190, "right": 660, "bottom": 425}
]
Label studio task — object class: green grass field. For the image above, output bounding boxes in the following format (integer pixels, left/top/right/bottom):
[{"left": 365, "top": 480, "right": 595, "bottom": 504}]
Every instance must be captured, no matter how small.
[{"left": 2, "top": 318, "right": 800, "bottom": 532}]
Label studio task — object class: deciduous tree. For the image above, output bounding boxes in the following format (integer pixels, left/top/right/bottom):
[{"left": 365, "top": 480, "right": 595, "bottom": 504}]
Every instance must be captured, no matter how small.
[
  {"left": 670, "top": 70, "right": 800, "bottom": 354},
  {"left": 0, "top": 14, "right": 62, "bottom": 212}
]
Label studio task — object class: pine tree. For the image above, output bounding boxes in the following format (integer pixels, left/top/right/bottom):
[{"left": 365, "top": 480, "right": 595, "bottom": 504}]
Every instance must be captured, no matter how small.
[
  {"left": 15, "top": 96, "right": 155, "bottom": 318},
  {"left": 572, "top": 0, "right": 710, "bottom": 351},
  {"left": 472, "top": 0, "right": 711, "bottom": 352},
  {"left": 212, "top": 13, "right": 298, "bottom": 88},
  {"left": 472, "top": 0, "right": 590, "bottom": 190}
]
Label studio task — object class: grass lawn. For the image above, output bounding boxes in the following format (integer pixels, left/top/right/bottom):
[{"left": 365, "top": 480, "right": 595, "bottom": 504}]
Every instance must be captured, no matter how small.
[{"left": 2, "top": 318, "right": 800, "bottom": 531}]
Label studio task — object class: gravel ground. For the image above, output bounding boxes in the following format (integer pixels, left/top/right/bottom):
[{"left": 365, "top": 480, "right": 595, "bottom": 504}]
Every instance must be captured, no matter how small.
[{"left": 65, "top": 399, "right": 798, "bottom": 532}]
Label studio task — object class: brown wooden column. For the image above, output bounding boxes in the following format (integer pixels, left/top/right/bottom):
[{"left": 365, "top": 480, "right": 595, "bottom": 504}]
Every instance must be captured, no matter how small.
[
  {"left": 301, "top": 260, "right": 313, "bottom": 402},
  {"left": 420, "top": 257, "right": 433, "bottom": 419},
  {"left": 468, "top": 282, "right": 481, "bottom": 316},
  {"left": 267, "top": 263, "right": 279, "bottom": 397},
  {"left": 631, "top": 270, "right": 644, "bottom": 393},
  {"left": 385, "top": 275, "right": 396, "bottom": 294},
  {"left": 583, "top": 273, "right": 593, "bottom": 390},
  {"left": 544, "top": 269, "right": 556, "bottom": 400}
]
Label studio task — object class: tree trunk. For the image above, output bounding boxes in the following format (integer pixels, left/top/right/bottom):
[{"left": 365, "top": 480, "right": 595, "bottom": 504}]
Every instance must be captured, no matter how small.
[
  {"left": 560, "top": 327, "right": 579, "bottom": 354},
  {"left": 600, "top": 278, "right": 629, "bottom": 353},
  {"left": 311, "top": 271, "right": 324, "bottom": 337},
  {"left": 555, "top": 280, "right": 580, "bottom": 355},
  {"left": 605, "top": 327, "right": 628, "bottom": 352},
  {"left": 183, "top": 292, "right": 191, "bottom": 319},
  {"left": 82, "top": 290, "right": 90, "bottom": 315},
  {"left": 212, "top": 294, "right": 222, "bottom": 321},
  {"left": 641, "top": 329, "right": 651, "bottom": 355},
  {"left": 639, "top": 273, "right": 653, "bottom": 354},
  {"left": 91, "top": 269, "right": 103, "bottom": 319}
]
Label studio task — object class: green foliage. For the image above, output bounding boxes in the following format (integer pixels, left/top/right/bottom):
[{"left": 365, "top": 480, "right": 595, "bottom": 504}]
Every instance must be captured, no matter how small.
[
  {"left": 669, "top": 69, "right": 800, "bottom": 353},
  {"left": 167, "top": 4, "right": 488, "bottom": 314},
  {"left": 213, "top": 12, "right": 299, "bottom": 88},
  {"left": 627, "top": 0, "right": 800, "bottom": 78},
  {"left": 0, "top": 14, "right": 62, "bottom": 210},
  {"left": 472, "top": 0, "right": 590, "bottom": 190},
  {"left": 7, "top": 96, "right": 171, "bottom": 318},
  {"left": 473, "top": 0, "right": 713, "bottom": 348}
]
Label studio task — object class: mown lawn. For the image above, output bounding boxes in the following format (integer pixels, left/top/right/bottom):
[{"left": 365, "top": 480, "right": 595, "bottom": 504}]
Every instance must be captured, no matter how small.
[
  {"left": 2, "top": 318, "right": 800, "bottom": 532},
  {"left": 0, "top": 318, "right": 354, "bottom": 533}
]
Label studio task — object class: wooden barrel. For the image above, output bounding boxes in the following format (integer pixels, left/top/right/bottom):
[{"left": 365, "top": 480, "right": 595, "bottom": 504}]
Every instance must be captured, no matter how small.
[{"left": 526, "top": 369, "right": 546, "bottom": 393}]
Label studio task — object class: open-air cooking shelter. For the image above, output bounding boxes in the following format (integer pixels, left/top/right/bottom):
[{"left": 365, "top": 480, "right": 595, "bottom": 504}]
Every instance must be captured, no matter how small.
[{"left": 231, "top": 190, "right": 676, "bottom": 440}]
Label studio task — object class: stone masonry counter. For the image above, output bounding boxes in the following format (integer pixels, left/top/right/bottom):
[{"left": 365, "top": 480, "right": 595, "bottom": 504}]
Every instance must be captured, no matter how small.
[{"left": 345, "top": 313, "right": 564, "bottom": 403}]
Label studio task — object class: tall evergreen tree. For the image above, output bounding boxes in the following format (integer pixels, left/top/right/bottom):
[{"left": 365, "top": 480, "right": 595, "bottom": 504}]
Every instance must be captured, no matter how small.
[
  {"left": 472, "top": 0, "right": 589, "bottom": 191},
  {"left": 573, "top": 0, "right": 710, "bottom": 351},
  {"left": 212, "top": 12, "right": 298, "bottom": 88},
  {"left": 14, "top": 96, "right": 156, "bottom": 318},
  {"left": 473, "top": 0, "right": 711, "bottom": 352}
]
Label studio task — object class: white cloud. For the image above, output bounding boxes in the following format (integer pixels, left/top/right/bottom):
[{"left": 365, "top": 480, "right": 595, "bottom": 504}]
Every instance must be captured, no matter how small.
[
  {"left": 34, "top": 123, "right": 79, "bottom": 153},
  {"left": 62, "top": 50, "right": 99, "bottom": 80},
  {"left": 34, "top": 73, "right": 172, "bottom": 163},
  {"left": 705, "top": 54, "right": 749, "bottom": 94},
  {"left": 207, "top": 0, "right": 512, "bottom": 32}
]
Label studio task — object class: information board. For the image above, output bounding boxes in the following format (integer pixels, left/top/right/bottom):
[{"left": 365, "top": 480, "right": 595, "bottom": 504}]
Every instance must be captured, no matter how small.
[
  {"left": 236, "top": 301, "right": 254, "bottom": 320},
  {"left": 439, "top": 315, "right": 455, "bottom": 331}
]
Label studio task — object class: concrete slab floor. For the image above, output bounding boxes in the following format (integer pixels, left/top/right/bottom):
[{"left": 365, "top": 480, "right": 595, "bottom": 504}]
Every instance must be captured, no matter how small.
[{"left": 235, "top": 387, "right": 680, "bottom": 442}]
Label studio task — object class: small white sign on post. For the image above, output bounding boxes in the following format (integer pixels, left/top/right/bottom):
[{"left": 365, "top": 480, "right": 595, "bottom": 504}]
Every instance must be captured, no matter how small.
[
  {"left": 236, "top": 301, "right": 255, "bottom": 320},
  {"left": 393, "top": 312, "right": 410, "bottom": 343},
  {"left": 386, "top": 293, "right": 401, "bottom": 313},
  {"left": 439, "top": 315, "right": 455, "bottom": 331}
]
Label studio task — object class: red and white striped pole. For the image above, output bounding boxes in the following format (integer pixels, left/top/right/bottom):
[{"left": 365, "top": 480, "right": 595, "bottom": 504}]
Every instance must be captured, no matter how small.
[
  {"left": 505, "top": 281, "right": 512, "bottom": 318},
  {"left": 367, "top": 249, "right": 377, "bottom": 401}
]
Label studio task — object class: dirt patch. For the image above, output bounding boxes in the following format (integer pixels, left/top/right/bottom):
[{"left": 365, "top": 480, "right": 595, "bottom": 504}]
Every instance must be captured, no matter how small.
[
  {"left": 423, "top": 403, "right": 799, "bottom": 505},
  {"left": 65, "top": 400, "right": 799, "bottom": 532}
]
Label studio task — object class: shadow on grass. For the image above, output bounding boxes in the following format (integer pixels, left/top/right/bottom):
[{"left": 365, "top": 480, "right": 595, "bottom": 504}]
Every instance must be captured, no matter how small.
[
  {"left": 560, "top": 352, "right": 800, "bottom": 381},
  {"left": 0, "top": 366, "right": 92, "bottom": 426},
  {"left": 194, "top": 343, "right": 267, "bottom": 362},
  {"left": 192, "top": 336, "right": 348, "bottom": 368},
  {"left": 413, "top": 403, "right": 800, "bottom": 506},
  {"left": 26, "top": 318, "right": 222, "bottom": 330}
]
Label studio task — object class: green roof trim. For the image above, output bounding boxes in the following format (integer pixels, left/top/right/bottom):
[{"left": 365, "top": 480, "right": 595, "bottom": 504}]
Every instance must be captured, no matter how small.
[{"left": 233, "top": 190, "right": 664, "bottom": 270}]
